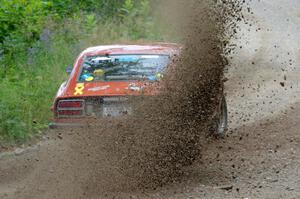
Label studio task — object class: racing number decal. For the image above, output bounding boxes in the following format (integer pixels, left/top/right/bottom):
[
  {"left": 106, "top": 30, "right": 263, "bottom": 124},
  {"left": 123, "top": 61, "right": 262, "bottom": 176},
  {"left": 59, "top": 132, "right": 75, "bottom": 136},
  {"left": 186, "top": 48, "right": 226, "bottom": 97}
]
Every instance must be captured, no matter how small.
[{"left": 74, "top": 83, "right": 85, "bottom": 95}]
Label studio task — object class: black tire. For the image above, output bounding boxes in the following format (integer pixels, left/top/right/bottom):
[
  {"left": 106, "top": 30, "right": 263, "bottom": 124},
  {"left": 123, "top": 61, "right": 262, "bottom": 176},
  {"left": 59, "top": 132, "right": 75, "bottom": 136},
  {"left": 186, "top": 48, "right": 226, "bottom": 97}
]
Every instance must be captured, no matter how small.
[{"left": 215, "top": 96, "right": 228, "bottom": 137}]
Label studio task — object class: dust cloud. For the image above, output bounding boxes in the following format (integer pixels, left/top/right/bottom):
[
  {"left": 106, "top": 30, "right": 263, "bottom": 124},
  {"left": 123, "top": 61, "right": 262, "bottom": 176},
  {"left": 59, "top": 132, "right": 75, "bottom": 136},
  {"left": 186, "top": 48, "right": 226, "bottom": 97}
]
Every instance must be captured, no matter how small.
[
  {"left": 69, "top": 0, "right": 244, "bottom": 194},
  {"left": 11, "top": 1, "right": 245, "bottom": 198}
]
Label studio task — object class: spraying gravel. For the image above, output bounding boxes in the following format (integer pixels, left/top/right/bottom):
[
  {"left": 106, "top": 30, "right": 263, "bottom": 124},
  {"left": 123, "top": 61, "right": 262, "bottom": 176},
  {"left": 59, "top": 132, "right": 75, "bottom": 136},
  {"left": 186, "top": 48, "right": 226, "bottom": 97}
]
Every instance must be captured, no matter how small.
[
  {"left": 2, "top": 0, "right": 300, "bottom": 199},
  {"left": 1, "top": 0, "right": 242, "bottom": 198}
]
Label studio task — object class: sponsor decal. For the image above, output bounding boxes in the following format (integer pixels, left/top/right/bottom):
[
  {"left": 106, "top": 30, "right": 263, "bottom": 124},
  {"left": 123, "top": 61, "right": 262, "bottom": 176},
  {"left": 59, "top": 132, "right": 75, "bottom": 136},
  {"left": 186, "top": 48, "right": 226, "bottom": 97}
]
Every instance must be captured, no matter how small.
[
  {"left": 127, "top": 83, "right": 143, "bottom": 91},
  {"left": 74, "top": 83, "right": 85, "bottom": 95},
  {"left": 88, "top": 85, "right": 110, "bottom": 92}
]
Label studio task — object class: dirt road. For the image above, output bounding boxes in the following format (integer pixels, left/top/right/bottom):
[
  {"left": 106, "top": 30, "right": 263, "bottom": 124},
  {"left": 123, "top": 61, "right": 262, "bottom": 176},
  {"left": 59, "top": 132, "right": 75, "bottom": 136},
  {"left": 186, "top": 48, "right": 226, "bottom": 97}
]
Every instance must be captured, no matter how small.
[
  {"left": 0, "top": 0, "right": 299, "bottom": 198},
  {"left": 0, "top": 106, "right": 299, "bottom": 199}
]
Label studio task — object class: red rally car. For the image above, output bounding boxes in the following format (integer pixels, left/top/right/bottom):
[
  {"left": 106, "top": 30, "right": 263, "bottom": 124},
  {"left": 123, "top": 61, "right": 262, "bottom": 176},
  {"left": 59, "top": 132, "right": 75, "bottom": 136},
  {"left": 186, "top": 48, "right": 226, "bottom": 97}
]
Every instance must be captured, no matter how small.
[{"left": 49, "top": 43, "right": 228, "bottom": 136}]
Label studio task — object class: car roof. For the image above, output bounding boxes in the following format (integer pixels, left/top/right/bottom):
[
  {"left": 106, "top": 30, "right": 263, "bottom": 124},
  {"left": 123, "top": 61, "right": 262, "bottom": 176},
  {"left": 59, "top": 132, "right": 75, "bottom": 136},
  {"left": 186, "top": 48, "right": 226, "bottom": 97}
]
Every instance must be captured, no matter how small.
[{"left": 81, "top": 43, "right": 181, "bottom": 56}]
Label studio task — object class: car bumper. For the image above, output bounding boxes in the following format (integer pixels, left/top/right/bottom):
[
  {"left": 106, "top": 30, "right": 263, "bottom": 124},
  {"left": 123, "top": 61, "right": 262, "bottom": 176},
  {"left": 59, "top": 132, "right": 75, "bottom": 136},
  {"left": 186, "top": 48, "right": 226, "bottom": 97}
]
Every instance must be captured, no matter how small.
[
  {"left": 49, "top": 118, "right": 94, "bottom": 129},
  {"left": 49, "top": 117, "right": 110, "bottom": 129},
  {"left": 49, "top": 122, "right": 84, "bottom": 129}
]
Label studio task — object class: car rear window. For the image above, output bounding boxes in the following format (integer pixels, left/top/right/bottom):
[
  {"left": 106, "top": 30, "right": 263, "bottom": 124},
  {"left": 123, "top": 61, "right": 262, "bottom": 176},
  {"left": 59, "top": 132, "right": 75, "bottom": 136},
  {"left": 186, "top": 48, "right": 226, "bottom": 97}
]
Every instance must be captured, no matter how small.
[{"left": 78, "top": 54, "right": 170, "bottom": 82}]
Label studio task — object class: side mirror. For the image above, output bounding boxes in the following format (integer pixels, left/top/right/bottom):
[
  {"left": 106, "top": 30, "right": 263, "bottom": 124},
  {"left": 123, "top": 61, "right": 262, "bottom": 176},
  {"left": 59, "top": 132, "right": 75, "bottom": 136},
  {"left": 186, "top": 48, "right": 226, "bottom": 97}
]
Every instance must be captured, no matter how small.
[{"left": 66, "top": 66, "right": 73, "bottom": 75}]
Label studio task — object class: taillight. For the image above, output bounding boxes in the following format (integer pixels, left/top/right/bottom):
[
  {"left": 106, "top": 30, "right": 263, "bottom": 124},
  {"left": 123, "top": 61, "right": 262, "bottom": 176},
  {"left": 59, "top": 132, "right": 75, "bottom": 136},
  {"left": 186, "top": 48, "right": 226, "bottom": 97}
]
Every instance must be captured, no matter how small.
[
  {"left": 58, "top": 101, "right": 83, "bottom": 108},
  {"left": 56, "top": 99, "right": 85, "bottom": 117},
  {"left": 58, "top": 110, "right": 83, "bottom": 116}
]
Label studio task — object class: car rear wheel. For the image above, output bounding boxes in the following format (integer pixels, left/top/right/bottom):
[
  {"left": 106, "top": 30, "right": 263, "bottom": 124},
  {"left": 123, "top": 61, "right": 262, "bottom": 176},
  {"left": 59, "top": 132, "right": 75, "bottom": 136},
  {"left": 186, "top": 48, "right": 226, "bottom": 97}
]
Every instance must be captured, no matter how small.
[{"left": 214, "top": 96, "right": 228, "bottom": 137}]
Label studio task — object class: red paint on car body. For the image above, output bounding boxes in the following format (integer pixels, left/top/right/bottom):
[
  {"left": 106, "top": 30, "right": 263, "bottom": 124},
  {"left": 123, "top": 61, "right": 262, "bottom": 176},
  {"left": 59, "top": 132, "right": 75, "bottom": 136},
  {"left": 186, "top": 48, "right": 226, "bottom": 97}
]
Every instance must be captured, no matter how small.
[{"left": 50, "top": 43, "right": 181, "bottom": 127}]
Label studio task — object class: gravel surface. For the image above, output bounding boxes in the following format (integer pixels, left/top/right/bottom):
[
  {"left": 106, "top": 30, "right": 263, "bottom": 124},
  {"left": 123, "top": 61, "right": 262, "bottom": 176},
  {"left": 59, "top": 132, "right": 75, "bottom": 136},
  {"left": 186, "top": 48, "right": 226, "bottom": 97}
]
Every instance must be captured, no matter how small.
[{"left": 0, "top": 0, "right": 299, "bottom": 198}]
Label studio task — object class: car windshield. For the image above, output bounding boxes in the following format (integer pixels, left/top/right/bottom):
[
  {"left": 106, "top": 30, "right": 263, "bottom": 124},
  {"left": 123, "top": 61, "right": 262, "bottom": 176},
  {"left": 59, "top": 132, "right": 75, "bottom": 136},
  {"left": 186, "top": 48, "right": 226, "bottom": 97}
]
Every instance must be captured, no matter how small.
[{"left": 78, "top": 54, "right": 170, "bottom": 82}]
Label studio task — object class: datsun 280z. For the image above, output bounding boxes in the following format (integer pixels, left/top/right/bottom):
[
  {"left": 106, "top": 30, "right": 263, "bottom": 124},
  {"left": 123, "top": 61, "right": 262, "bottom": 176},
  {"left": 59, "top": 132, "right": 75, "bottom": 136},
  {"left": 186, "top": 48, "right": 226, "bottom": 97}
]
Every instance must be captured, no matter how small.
[{"left": 50, "top": 43, "right": 228, "bottom": 136}]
